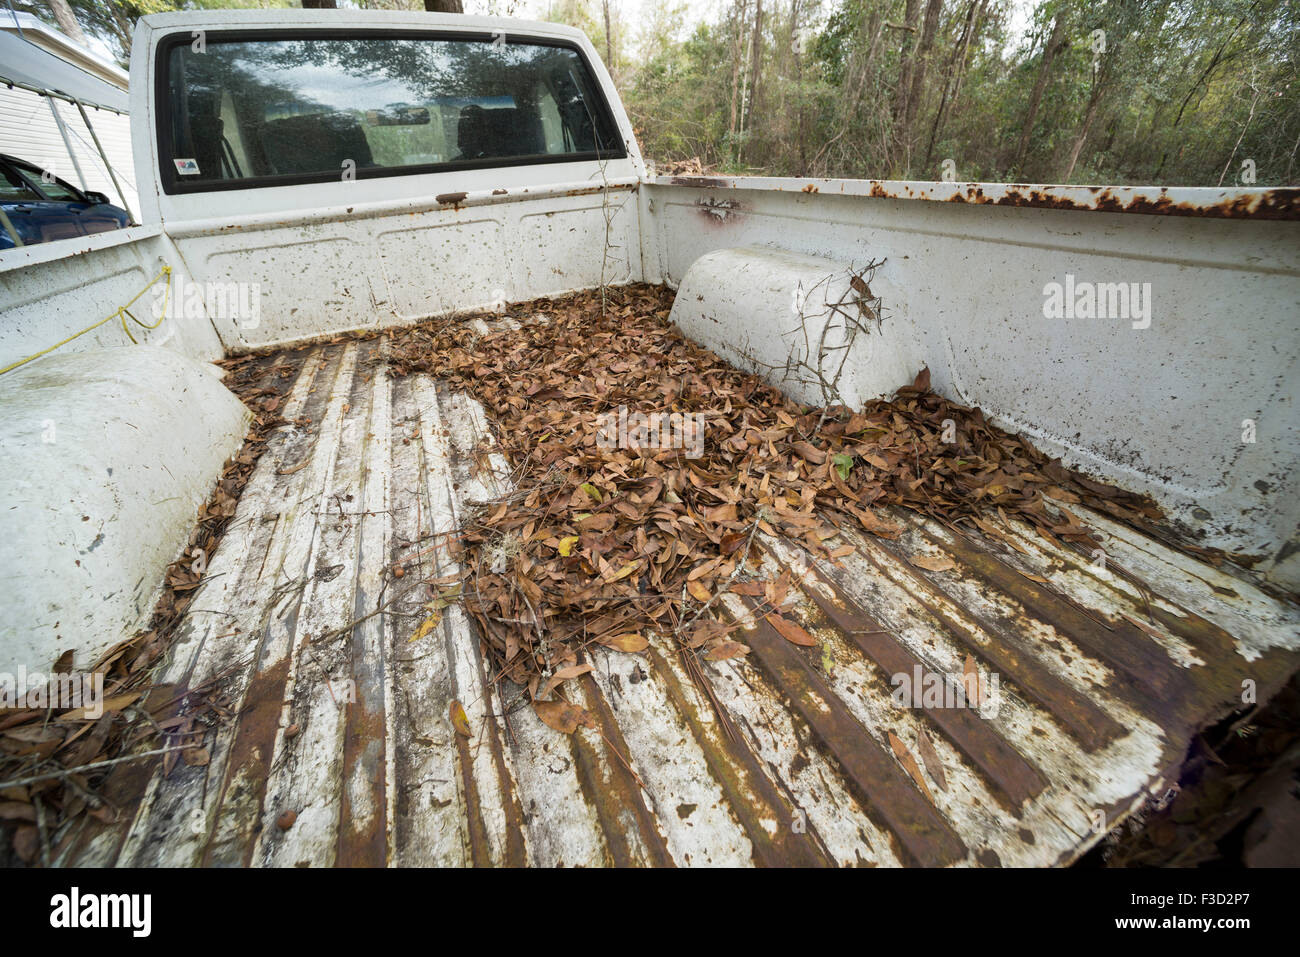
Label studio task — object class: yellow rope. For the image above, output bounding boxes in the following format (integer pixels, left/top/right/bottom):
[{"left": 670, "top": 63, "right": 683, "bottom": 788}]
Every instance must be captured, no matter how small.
[{"left": 0, "top": 266, "right": 172, "bottom": 376}]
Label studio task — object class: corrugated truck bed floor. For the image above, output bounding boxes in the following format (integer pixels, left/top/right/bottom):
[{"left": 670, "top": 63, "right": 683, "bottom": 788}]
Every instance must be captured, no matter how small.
[{"left": 69, "top": 334, "right": 1300, "bottom": 867}]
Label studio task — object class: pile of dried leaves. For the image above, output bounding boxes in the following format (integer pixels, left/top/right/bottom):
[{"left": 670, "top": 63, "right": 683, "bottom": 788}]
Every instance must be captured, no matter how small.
[
  {"left": 387, "top": 283, "right": 1168, "bottom": 698},
  {"left": 0, "top": 354, "right": 296, "bottom": 865}
]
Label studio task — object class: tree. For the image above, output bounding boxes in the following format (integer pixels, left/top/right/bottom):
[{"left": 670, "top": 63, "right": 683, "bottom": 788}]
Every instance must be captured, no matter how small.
[
  {"left": 924, "top": 0, "right": 987, "bottom": 169},
  {"left": 602, "top": 0, "right": 612, "bottom": 64},
  {"left": 903, "top": 0, "right": 941, "bottom": 138},
  {"left": 423, "top": 0, "right": 464, "bottom": 11},
  {"left": 1008, "top": 9, "right": 1066, "bottom": 176},
  {"left": 46, "top": 0, "right": 88, "bottom": 46},
  {"left": 893, "top": 0, "right": 920, "bottom": 141}
]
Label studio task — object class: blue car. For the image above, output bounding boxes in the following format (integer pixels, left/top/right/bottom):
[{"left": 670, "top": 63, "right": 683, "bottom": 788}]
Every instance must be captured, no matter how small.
[{"left": 0, "top": 153, "right": 130, "bottom": 249}]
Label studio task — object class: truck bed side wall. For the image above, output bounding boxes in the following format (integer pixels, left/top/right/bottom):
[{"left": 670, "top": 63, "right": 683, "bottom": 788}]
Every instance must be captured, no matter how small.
[{"left": 642, "top": 179, "right": 1300, "bottom": 586}]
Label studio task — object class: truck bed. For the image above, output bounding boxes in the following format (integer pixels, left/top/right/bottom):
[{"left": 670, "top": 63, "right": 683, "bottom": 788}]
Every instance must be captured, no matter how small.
[{"left": 67, "top": 312, "right": 1300, "bottom": 868}]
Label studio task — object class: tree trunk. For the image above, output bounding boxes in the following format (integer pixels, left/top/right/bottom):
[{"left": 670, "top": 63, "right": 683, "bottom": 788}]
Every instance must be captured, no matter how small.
[
  {"left": 746, "top": 0, "right": 764, "bottom": 133},
  {"left": 46, "top": 0, "right": 87, "bottom": 46},
  {"left": 791, "top": 0, "right": 805, "bottom": 175},
  {"left": 423, "top": 0, "right": 464, "bottom": 11},
  {"left": 845, "top": 9, "right": 884, "bottom": 123},
  {"left": 301, "top": 0, "right": 339, "bottom": 8},
  {"left": 904, "top": 0, "right": 941, "bottom": 134},
  {"left": 602, "top": 0, "right": 612, "bottom": 66},
  {"left": 1216, "top": 74, "right": 1260, "bottom": 187},
  {"left": 924, "top": 0, "right": 983, "bottom": 168},
  {"left": 1061, "top": 72, "right": 1105, "bottom": 182},
  {"left": 728, "top": 1, "right": 749, "bottom": 148},
  {"left": 894, "top": 0, "right": 920, "bottom": 126},
  {"left": 1009, "top": 12, "right": 1065, "bottom": 174}
]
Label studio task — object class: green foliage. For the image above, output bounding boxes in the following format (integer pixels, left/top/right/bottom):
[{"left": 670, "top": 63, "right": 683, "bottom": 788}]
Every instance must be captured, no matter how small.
[
  {"left": 624, "top": 0, "right": 1300, "bottom": 186},
  {"left": 25, "top": 0, "right": 1298, "bottom": 185}
]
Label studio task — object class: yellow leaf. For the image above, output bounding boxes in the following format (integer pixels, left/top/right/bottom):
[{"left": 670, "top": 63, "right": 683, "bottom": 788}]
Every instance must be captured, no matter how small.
[
  {"left": 607, "top": 559, "right": 641, "bottom": 582},
  {"left": 580, "top": 482, "right": 603, "bottom": 503},
  {"left": 409, "top": 607, "right": 443, "bottom": 643},
  {"left": 449, "top": 700, "right": 471, "bottom": 737},
  {"left": 557, "top": 535, "right": 580, "bottom": 557},
  {"left": 687, "top": 579, "right": 711, "bottom": 602}
]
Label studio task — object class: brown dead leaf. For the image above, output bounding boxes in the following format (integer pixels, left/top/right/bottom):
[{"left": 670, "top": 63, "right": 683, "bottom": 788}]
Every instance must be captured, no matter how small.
[
  {"left": 704, "top": 640, "right": 751, "bottom": 661},
  {"left": 911, "top": 554, "right": 956, "bottom": 573},
  {"left": 963, "top": 654, "right": 983, "bottom": 707},
  {"left": 915, "top": 730, "right": 947, "bottom": 792},
  {"left": 767, "top": 613, "right": 818, "bottom": 647},
  {"left": 534, "top": 699, "right": 597, "bottom": 734},
  {"left": 540, "top": 663, "right": 594, "bottom": 699},
  {"left": 687, "top": 579, "right": 711, "bottom": 602},
  {"left": 888, "top": 731, "right": 936, "bottom": 804},
  {"left": 599, "top": 632, "right": 649, "bottom": 653}
]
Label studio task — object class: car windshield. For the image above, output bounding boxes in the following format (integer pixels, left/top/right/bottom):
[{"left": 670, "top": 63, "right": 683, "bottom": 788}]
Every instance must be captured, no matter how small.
[
  {"left": 163, "top": 34, "right": 623, "bottom": 190},
  {"left": 0, "top": 164, "right": 40, "bottom": 203}
]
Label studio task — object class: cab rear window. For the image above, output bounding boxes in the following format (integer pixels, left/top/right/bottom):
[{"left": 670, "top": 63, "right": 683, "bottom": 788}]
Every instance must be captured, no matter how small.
[{"left": 159, "top": 32, "right": 624, "bottom": 193}]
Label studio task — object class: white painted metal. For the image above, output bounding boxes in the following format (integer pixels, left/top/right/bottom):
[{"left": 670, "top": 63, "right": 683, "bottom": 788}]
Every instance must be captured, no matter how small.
[
  {"left": 644, "top": 180, "right": 1300, "bottom": 587},
  {"left": 648, "top": 172, "right": 1294, "bottom": 219},
  {"left": 168, "top": 182, "right": 640, "bottom": 351},
  {"left": 0, "top": 226, "right": 226, "bottom": 369},
  {"left": 0, "top": 346, "right": 249, "bottom": 673},
  {"left": 670, "top": 245, "right": 922, "bottom": 410}
]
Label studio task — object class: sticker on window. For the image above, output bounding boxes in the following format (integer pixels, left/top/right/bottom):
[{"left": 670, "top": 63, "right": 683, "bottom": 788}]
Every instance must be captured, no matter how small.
[{"left": 174, "top": 158, "right": 200, "bottom": 175}]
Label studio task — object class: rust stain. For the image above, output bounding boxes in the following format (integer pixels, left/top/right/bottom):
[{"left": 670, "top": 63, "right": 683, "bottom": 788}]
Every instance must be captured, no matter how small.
[
  {"left": 435, "top": 191, "right": 468, "bottom": 208},
  {"left": 850, "top": 536, "right": 1126, "bottom": 751},
  {"left": 669, "top": 176, "right": 730, "bottom": 188},
  {"left": 472, "top": 672, "right": 529, "bottom": 868},
  {"left": 571, "top": 671, "right": 676, "bottom": 867},
  {"left": 666, "top": 174, "right": 1300, "bottom": 219},
  {"left": 696, "top": 197, "right": 747, "bottom": 227},
  {"left": 959, "top": 184, "right": 1300, "bottom": 220},
  {"left": 738, "top": 598, "right": 968, "bottom": 866},
  {"left": 453, "top": 720, "right": 496, "bottom": 866},
  {"left": 336, "top": 683, "right": 388, "bottom": 867},
  {"left": 199, "top": 655, "right": 292, "bottom": 866},
  {"left": 648, "top": 645, "right": 834, "bottom": 866},
  {"left": 803, "top": 568, "right": 1048, "bottom": 814}
]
